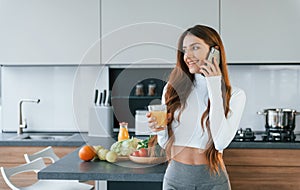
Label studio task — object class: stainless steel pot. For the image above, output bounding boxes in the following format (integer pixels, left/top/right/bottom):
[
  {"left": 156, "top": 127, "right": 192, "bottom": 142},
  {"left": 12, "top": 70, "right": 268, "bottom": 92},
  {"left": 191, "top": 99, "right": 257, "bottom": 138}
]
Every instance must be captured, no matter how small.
[{"left": 257, "top": 108, "right": 300, "bottom": 131}]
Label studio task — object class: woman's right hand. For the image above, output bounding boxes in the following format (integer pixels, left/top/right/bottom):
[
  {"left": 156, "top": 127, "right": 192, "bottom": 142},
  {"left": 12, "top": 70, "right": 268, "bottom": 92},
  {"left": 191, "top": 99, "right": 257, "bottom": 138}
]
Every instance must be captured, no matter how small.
[{"left": 146, "top": 112, "right": 166, "bottom": 132}]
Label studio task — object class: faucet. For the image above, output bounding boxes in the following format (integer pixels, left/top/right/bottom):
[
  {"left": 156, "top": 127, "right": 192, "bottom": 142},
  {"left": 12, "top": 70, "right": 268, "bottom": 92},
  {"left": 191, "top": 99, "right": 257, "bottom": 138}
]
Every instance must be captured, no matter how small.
[{"left": 18, "top": 99, "right": 40, "bottom": 135}]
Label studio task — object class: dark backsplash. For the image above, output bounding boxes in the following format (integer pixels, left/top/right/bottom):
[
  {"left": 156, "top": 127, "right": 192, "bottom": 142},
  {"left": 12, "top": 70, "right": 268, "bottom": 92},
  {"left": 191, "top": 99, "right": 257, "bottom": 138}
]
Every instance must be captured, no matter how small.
[{"left": 109, "top": 67, "right": 172, "bottom": 129}]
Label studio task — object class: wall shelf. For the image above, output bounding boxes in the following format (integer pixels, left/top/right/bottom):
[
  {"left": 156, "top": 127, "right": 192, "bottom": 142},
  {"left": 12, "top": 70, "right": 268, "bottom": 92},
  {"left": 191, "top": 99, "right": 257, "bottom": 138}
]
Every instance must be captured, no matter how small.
[{"left": 109, "top": 68, "right": 171, "bottom": 130}]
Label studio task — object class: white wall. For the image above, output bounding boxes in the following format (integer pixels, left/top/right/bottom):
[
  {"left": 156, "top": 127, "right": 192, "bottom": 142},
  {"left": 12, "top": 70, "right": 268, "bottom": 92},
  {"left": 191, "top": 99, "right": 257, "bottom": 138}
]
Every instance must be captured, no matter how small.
[
  {"left": 1, "top": 65, "right": 108, "bottom": 132},
  {"left": 229, "top": 65, "right": 300, "bottom": 132}
]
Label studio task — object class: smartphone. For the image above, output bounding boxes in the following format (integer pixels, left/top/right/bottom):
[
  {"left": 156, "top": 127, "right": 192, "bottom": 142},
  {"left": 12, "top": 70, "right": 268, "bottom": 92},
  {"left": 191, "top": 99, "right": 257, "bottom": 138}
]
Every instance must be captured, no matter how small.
[{"left": 207, "top": 47, "right": 220, "bottom": 65}]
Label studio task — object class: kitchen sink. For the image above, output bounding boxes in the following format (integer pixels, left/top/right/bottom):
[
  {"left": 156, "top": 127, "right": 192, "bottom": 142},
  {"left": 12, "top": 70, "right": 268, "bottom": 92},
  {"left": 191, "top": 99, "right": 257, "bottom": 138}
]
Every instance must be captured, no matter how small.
[{"left": 9, "top": 133, "right": 76, "bottom": 141}]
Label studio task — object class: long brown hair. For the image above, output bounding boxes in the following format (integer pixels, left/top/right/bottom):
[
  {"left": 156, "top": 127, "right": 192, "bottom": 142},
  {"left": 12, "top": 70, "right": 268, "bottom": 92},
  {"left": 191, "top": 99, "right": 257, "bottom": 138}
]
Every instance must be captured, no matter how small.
[{"left": 164, "top": 25, "right": 232, "bottom": 174}]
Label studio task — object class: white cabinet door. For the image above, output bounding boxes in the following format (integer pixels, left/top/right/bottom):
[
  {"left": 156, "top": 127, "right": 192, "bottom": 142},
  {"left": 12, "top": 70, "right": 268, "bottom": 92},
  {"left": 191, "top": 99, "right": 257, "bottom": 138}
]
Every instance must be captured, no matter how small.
[
  {"left": 221, "top": 0, "right": 300, "bottom": 63},
  {"left": 0, "top": 0, "right": 100, "bottom": 65},
  {"left": 101, "top": 0, "right": 219, "bottom": 65}
]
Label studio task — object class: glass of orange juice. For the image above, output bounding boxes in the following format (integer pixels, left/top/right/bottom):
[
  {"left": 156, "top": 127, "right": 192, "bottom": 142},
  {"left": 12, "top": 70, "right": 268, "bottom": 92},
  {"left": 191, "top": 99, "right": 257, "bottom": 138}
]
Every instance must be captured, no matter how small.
[{"left": 148, "top": 104, "right": 167, "bottom": 128}]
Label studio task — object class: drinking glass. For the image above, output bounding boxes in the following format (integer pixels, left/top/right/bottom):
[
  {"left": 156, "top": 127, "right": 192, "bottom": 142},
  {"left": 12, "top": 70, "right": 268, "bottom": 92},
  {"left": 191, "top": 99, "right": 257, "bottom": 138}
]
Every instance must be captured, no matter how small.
[{"left": 148, "top": 104, "right": 167, "bottom": 128}]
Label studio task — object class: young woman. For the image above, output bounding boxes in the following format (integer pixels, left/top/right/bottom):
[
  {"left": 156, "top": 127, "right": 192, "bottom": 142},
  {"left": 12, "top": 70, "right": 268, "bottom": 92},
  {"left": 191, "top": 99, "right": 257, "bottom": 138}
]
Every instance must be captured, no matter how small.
[{"left": 147, "top": 25, "right": 246, "bottom": 190}]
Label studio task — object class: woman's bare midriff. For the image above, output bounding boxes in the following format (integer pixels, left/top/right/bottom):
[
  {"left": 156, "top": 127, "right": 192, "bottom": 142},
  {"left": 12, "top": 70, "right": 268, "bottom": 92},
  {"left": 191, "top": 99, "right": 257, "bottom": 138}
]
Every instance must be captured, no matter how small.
[{"left": 171, "top": 146, "right": 209, "bottom": 165}]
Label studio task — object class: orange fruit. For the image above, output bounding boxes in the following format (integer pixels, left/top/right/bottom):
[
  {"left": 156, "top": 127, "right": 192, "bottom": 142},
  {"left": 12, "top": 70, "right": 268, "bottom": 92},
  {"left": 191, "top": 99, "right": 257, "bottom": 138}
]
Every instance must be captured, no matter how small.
[{"left": 78, "top": 145, "right": 96, "bottom": 161}]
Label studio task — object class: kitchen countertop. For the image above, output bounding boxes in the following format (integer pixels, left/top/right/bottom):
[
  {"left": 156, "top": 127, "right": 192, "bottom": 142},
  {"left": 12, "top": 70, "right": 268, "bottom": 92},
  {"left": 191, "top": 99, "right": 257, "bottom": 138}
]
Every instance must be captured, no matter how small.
[
  {"left": 229, "top": 140, "right": 300, "bottom": 149},
  {"left": 229, "top": 132, "right": 300, "bottom": 149},
  {"left": 0, "top": 132, "right": 86, "bottom": 146},
  {"left": 1, "top": 131, "right": 300, "bottom": 148},
  {"left": 38, "top": 136, "right": 167, "bottom": 183}
]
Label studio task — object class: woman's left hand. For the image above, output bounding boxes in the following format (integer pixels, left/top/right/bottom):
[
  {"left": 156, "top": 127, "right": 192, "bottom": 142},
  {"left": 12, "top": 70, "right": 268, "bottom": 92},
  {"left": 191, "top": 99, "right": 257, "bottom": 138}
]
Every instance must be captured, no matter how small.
[{"left": 198, "top": 57, "right": 221, "bottom": 77}]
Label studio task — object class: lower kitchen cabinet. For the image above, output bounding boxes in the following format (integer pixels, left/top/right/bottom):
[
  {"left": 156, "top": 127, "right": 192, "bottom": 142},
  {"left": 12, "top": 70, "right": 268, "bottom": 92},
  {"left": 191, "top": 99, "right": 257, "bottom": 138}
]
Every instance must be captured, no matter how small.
[
  {"left": 223, "top": 149, "right": 300, "bottom": 190},
  {"left": 108, "top": 181, "right": 162, "bottom": 190},
  {"left": 0, "top": 146, "right": 76, "bottom": 190}
]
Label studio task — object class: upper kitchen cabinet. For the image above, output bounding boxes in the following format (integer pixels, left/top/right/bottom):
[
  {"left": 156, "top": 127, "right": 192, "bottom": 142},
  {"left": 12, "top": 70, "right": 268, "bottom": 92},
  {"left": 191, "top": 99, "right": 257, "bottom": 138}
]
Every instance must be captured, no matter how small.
[
  {"left": 0, "top": 0, "right": 100, "bottom": 65},
  {"left": 101, "top": 0, "right": 219, "bottom": 65},
  {"left": 221, "top": 0, "right": 300, "bottom": 64}
]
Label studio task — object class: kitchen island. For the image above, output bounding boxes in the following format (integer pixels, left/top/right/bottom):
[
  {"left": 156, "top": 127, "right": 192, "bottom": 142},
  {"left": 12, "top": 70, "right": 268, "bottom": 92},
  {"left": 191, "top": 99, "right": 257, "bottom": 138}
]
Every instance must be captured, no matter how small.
[
  {"left": 38, "top": 137, "right": 166, "bottom": 190},
  {"left": 37, "top": 136, "right": 300, "bottom": 190},
  {"left": 38, "top": 149, "right": 166, "bottom": 190}
]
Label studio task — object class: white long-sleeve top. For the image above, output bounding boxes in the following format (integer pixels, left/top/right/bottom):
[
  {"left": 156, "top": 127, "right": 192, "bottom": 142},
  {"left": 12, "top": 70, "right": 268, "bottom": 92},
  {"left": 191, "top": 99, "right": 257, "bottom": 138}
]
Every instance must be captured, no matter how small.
[{"left": 156, "top": 74, "right": 246, "bottom": 152}]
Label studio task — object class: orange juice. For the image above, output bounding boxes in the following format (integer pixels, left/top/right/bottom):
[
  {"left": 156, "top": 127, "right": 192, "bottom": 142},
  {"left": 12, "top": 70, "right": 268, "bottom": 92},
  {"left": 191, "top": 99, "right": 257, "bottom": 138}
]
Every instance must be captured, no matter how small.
[
  {"left": 118, "top": 122, "right": 129, "bottom": 142},
  {"left": 150, "top": 110, "right": 167, "bottom": 128}
]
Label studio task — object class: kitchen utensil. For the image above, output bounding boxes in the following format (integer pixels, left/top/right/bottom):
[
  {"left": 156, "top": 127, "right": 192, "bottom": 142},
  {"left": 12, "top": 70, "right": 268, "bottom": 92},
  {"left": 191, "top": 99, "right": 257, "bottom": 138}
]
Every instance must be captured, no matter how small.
[
  {"left": 94, "top": 89, "right": 98, "bottom": 105},
  {"left": 257, "top": 108, "right": 300, "bottom": 131},
  {"left": 104, "top": 90, "right": 110, "bottom": 106},
  {"left": 98, "top": 92, "right": 103, "bottom": 106},
  {"left": 103, "top": 90, "right": 107, "bottom": 106}
]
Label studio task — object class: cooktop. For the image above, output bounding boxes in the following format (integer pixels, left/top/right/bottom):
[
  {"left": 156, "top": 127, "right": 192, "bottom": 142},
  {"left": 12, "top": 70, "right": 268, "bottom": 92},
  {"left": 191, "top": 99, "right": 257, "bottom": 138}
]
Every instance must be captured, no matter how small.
[{"left": 233, "top": 128, "right": 300, "bottom": 142}]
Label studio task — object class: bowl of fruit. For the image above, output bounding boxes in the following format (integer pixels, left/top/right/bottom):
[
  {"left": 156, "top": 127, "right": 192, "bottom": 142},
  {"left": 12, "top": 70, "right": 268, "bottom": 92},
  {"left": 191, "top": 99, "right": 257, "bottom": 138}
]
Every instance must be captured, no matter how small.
[{"left": 129, "top": 135, "right": 167, "bottom": 164}]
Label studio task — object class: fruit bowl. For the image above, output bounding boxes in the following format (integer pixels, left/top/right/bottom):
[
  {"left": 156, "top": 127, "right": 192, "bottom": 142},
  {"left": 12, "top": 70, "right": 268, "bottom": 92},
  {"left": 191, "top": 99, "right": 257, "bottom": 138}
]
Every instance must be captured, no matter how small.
[
  {"left": 129, "top": 155, "right": 167, "bottom": 164},
  {"left": 117, "top": 156, "right": 130, "bottom": 162}
]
